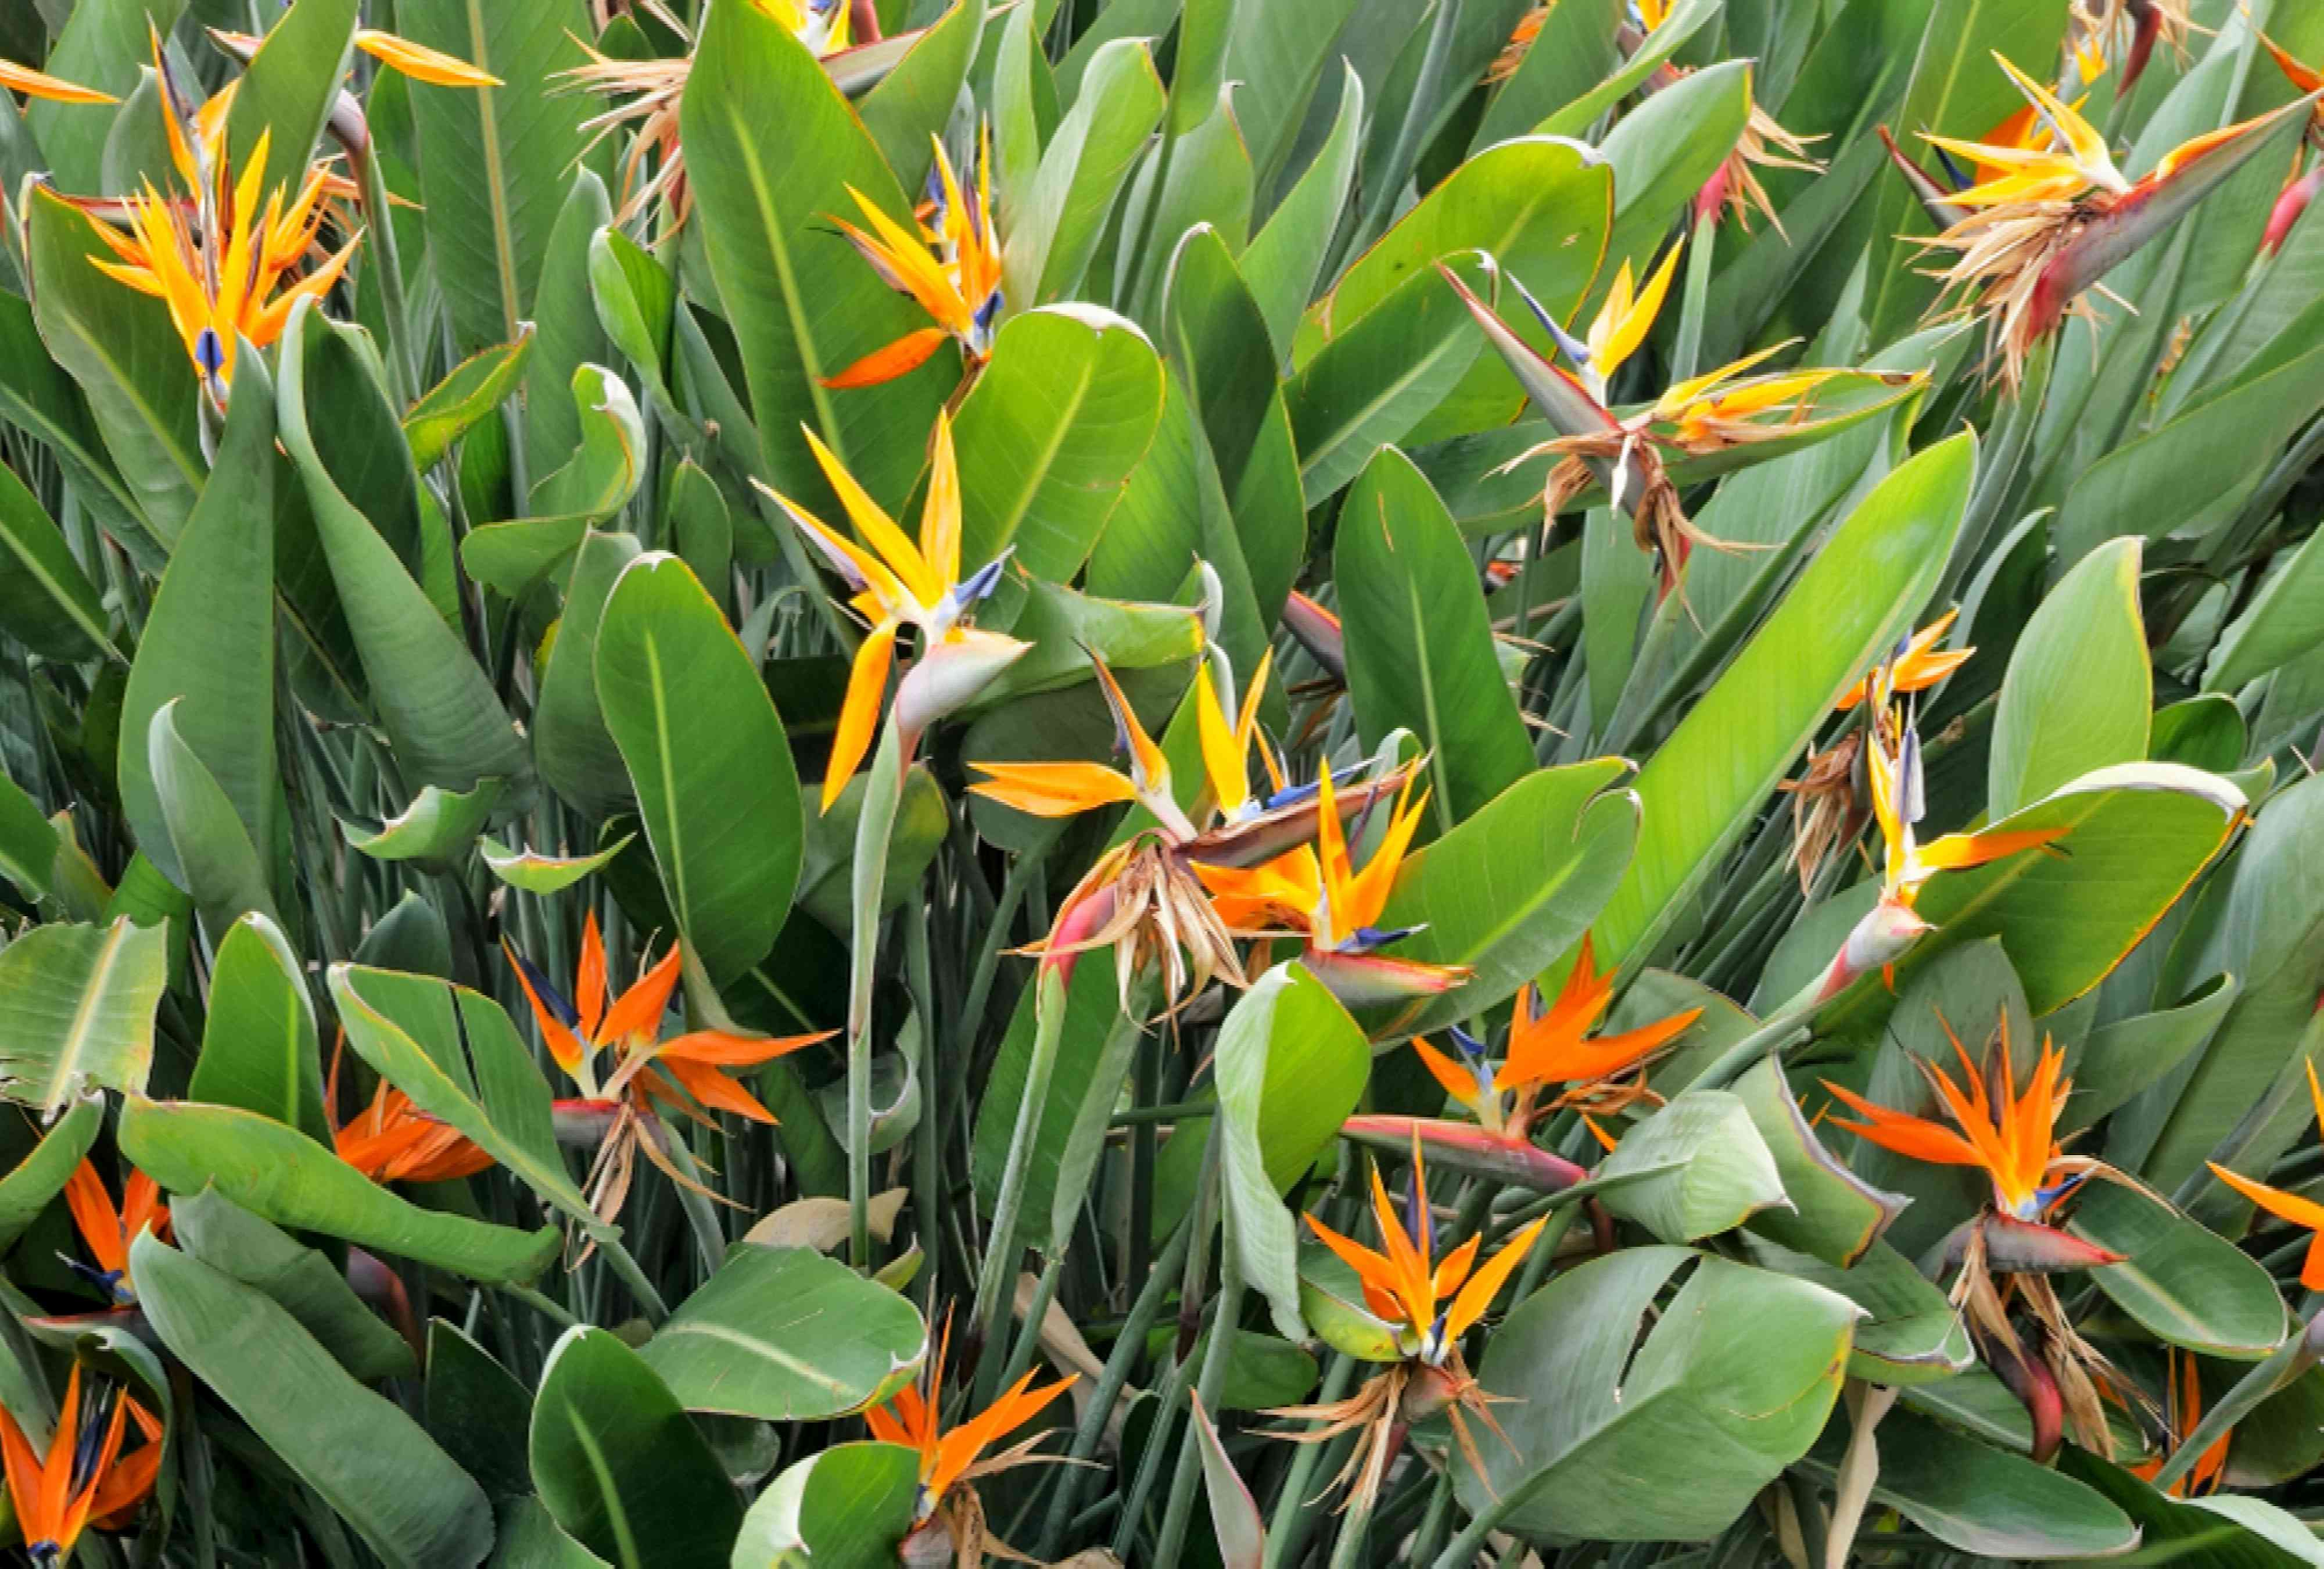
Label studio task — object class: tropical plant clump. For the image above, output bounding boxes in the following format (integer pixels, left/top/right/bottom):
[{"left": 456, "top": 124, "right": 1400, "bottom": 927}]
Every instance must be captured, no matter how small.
[{"left": 4, "top": 0, "right": 2324, "bottom": 1564}]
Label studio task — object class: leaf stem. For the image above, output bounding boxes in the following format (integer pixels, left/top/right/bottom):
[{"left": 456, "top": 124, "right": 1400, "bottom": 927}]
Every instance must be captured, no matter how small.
[{"left": 847, "top": 721, "right": 909, "bottom": 1267}]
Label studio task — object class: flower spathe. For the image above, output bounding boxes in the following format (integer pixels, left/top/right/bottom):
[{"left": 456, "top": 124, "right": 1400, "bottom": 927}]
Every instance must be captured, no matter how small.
[
  {"left": 760, "top": 412, "right": 1025, "bottom": 810},
  {"left": 825, "top": 128, "right": 1004, "bottom": 389},
  {"left": 0, "top": 1363, "right": 163, "bottom": 1568}
]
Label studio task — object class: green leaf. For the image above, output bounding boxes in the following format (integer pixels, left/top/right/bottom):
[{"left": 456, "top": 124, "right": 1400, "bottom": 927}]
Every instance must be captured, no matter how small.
[
  {"left": 1472, "top": 0, "right": 1620, "bottom": 149},
  {"left": 1800, "top": 1406, "right": 2137, "bottom": 1557},
  {"left": 2209, "top": 521, "right": 2324, "bottom": 693},
  {"left": 172, "top": 1188, "right": 415, "bottom": 1381},
  {"left": 1460, "top": 1246, "right": 1856, "bottom": 1541},
  {"left": 856, "top": 1, "right": 983, "bottom": 190},
  {"left": 638, "top": 1246, "right": 925, "bottom": 1420},
  {"left": 1335, "top": 445, "right": 1535, "bottom": 825},
  {"left": 796, "top": 769, "right": 946, "bottom": 938},
  {"left": 1594, "top": 59, "right": 1749, "bottom": 281},
  {"left": 2068, "top": 1183, "right": 2286, "bottom": 1359},
  {"left": 0, "top": 1092, "right": 99, "bottom": 1253},
  {"left": 463, "top": 366, "right": 649, "bottom": 599},
  {"left": 1242, "top": 62, "right": 1362, "bottom": 356},
  {"left": 0, "top": 286, "right": 155, "bottom": 561},
  {"left": 595, "top": 553, "right": 803, "bottom": 986},
  {"left": 118, "top": 356, "right": 274, "bottom": 895},
  {"left": 1004, "top": 38, "right": 1167, "bottom": 308},
  {"left": 2056, "top": 338, "right": 2324, "bottom": 569},
  {"left": 1826, "top": 763, "right": 2246, "bottom": 1027},
  {"left": 1593, "top": 432, "right": 1975, "bottom": 968},
  {"left": 406, "top": 330, "right": 536, "bottom": 471},
  {"left": 23, "top": 187, "right": 201, "bottom": 543},
  {"left": 428, "top": 1321, "right": 536, "bottom": 1499},
  {"left": 222, "top": 0, "right": 357, "bottom": 200},
  {"left": 1286, "top": 254, "right": 1492, "bottom": 505},
  {"left": 395, "top": 0, "right": 596, "bottom": 352},
  {"left": 1223, "top": 0, "right": 1362, "bottom": 189},
  {"left": 1215, "top": 963, "right": 1371, "bottom": 1339},
  {"left": 146, "top": 699, "right": 279, "bottom": 934},
  {"left": 681, "top": 0, "right": 950, "bottom": 515},
  {"left": 278, "top": 303, "right": 531, "bottom": 791},
  {"left": 190, "top": 913, "right": 331, "bottom": 1148},
  {"left": 1731, "top": 1055, "right": 1904, "bottom": 1267},
  {"left": 330, "top": 965, "right": 600, "bottom": 1234},
  {"left": 730, "top": 1443, "right": 917, "bottom": 1569},
  {"left": 1594, "top": 1087, "right": 1787, "bottom": 1244},
  {"left": 1989, "top": 538, "right": 2150, "bottom": 817},
  {"left": 0, "top": 460, "right": 116, "bottom": 663},
  {"left": 954, "top": 304, "right": 1165, "bottom": 581},
  {"left": 2063, "top": 1447, "right": 2324, "bottom": 1569},
  {"left": 535, "top": 530, "right": 642, "bottom": 820},
  {"left": 0, "top": 917, "right": 166, "bottom": 1116},
  {"left": 532, "top": 1326, "right": 745, "bottom": 1568},
  {"left": 1366, "top": 760, "right": 1641, "bottom": 1041},
  {"left": 118, "top": 1095, "right": 558, "bottom": 1283},
  {"left": 344, "top": 779, "right": 506, "bottom": 866},
  {"left": 133, "top": 1231, "right": 494, "bottom": 1566},
  {"left": 1536, "top": 0, "right": 1720, "bottom": 138},
  {"left": 1742, "top": 1236, "right": 1972, "bottom": 1386},
  {"left": 23, "top": 0, "right": 187, "bottom": 193},
  {"left": 479, "top": 835, "right": 634, "bottom": 895},
  {"left": 527, "top": 169, "right": 617, "bottom": 481},
  {"left": 2066, "top": 971, "right": 2238, "bottom": 1133}
]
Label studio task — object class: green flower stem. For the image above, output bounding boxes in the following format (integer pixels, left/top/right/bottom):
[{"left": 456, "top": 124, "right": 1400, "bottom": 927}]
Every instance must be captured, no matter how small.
[
  {"left": 495, "top": 1281, "right": 579, "bottom": 1329},
  {"left": 847, "top": 720, "right": 909, "bottom": 1268},
  {"left": 903, "top": 896, "right": 942, "bottom": 1313},
  {"left": 1035, "top": 1215, "right": 1194, "bottom": 1559},
  {"left": 1110, "top": 1124, "right": 1221, "bottom": 1562},
  {"left": 969, "top": 959, "right": 1070, "bottom": 1349},
  {"left": 352, "top": 146, "right": 419, "bottom": 408},
  {"left": 1153, "top": 1193, "right": 1243, "bottom": 1566}
]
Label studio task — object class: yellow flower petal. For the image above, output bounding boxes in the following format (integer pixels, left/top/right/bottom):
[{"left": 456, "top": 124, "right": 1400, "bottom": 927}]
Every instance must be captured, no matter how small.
[{"left": 354, "top": 29, "right": 502, "bottom": 88}]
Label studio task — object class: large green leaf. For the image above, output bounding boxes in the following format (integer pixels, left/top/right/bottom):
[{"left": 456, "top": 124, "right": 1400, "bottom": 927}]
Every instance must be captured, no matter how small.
[
  {"left": 595, "top": 553, "right": 803, "bottom": 986},
  {"left": 395, "top": 0, "right": 596, "bottom": 352},
  {"left": 1742, "top": 1236, "right": 1972, "bottom": 1386},
  {"left": 1335, "top": 446, "right": 1535, "bottom": 825},
  {"left": 1242, "top": 62, "right": 1362, "bottom": 355},
  {"left": 857, "top": 1, "right": 982, "bottom": 190},
  {"left": 1368, "top": 760, "right": 1641, "bottom": 1041},
  {"left": 2209, "top": 522, "right": 2324, "bottom": 694},
  {"left": 1824, "top": 763, "right": 2246, "bottom": 1027},
  {"left": 2068, "top": 1183, "right": 2286, "bottom": 1359},
  {"left": 147, "top": 700, "right": 278, "bottom": 935},
  {"left": 277, "top": 304, "right": 530, "bottom": 790},
  {"left": 1535, "top": 0, "right": 1720, "bottom": 138},
  {"left": 189, "top": 913, "right": 330, "bottom": 1147},
  {"left": 222, "top": 0, "right": 358, "bottom": 200},
  {"left": 0, "top": 917, "right": 166, "bottom": 1116},
  {"left": 1731, "top": 1054, "right": 1904, "bottom": 1267},
  {"left": 535, "top": 530, "right": 642, "bottom": 820},
  {"left": 527, "top": 169, "right": 616, "bottom": 481},
  {"left": 0, "top": 460, "right": 116, "bottom": 663},
  {"left": 1215, "top": 963, "right": 1371, "bottom": 1339},
  {"left": 131, "top": 1231, "right": 495, "bottom": 1567},
  {"left": 172, "top": 1189, "right": 415, "bottom": 1381},
  {"left": 1471, "top": 0, "right": 1620, "bottom": 148},
  {"left": 1988, "top": 538, "right": 2150, "bottom": 816},
  {"left": 681, "top": 0, "right": 949, "bottom": 514},
  {"left": 1223, "top": 0, "right": 1362, "bottom": 189},
  {"left": 1800, "top": 1406, "right": 2138, "bottom": 1558},
  {"left": 1004, "top": 38, "right": 1166, "bottom": 308},
  {"left": 1593, "top": 432, "right": 1975, "bottom": 968},
  {"left": 532, "top": 1326, "right": 744, "bottom": 1568},
  {"left": 1594, "top": 1087, "right": 1787, "bottom": 1244},
  {"left": 330, "top": 965, "right": 598, "bottom": 1233},
  {"left": 638, "top": 1246, "right": 925, "bottom": 1420},
  {"left": 24, "top": 187, "right": 201, "bottom": 543},
  {"left": 118, "top": 1096, "right": 558, "bottom": 1283},
  {"left": 729, "top": 1443, "right": 917, "bottom": 1569},
  {"left": 0, "top": 1092, "right": 99, "bottom": 1254},
  {"left": 1460, "top": 1246, "right": 1856, "bottom": 1541},
  {"left": 118, "top": 354, "right": 275, "bottom": 895},
  {"left": 0, "top": 287, "right": 153, "bottom": 557},
  {"left": 2063, "top": 1447, "right": 2324, "bottom": 1569},
  {"left": 953, "top": 304, "right": 1164, "bottom": 581}
]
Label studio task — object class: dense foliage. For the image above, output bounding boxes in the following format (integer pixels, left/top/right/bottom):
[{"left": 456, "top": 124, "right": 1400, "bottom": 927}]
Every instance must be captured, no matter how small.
[{"left": 3, "top": 0, "right": 2324, "bottom": 1563}]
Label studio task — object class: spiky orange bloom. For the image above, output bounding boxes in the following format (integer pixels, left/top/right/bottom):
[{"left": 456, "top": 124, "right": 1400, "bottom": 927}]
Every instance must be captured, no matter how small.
[
  {"left": 826, "top": 128, "right": 1004, "bottom": 389},
  {"left": 1835, "top": 611, "right": 1972, "bottom": 710},
  {"left": 763, "top": 413, "right": 1025, "bottom": 810},
  {"left": 334, "top": 1081, "right": 493, "bottom": 1185},
  {"left": 1487, "top": 937, "right": 1700, "bottom": 1104},
  {"left": 864, "top": 1322, "right": 1074, "bottom": 1529},
  {"left": 0, "top": 60, "right": 115, "bottom": 104},
  {"left": 1301, "top": 1144, "right": 1547, "bottom": 1366},
  {"left": 2209, "top": 1062, "right": 2324, "bottom": 1291},
  {"left": 1824, "top": 1020, "right": 2084, "bottom": 1221},
  {"left": 0, "top": 1365, "right": 163, "bottom": 1565},
  {"left": 61, "top": 1162, "right": 168, "bottom": 1308}
]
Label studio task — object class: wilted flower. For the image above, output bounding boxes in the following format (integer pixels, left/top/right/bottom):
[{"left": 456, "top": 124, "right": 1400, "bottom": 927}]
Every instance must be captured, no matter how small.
[
  {"left": 0, "top": 1363, "right": 163, "bottom": 1566},
  {"left": 825, "top": 127, "right": 1004, "bottom": 388},
  {"left": 1272, "top": 1141, "right": 1545, "bottom": 1510},
  {"left": 507, "top": 915, "right": 829, "bottom": 1229},
  {"left": 760, "top": 411, "right": 1028, "bottom": 810},
  {"left": 864, "top": 1317, "right": 1073, "bottom": 1564},
  {"left": 2073, "top": 0, "right": 2193, "bottom": 94}
]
